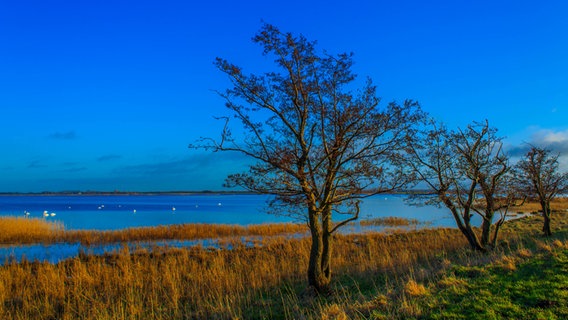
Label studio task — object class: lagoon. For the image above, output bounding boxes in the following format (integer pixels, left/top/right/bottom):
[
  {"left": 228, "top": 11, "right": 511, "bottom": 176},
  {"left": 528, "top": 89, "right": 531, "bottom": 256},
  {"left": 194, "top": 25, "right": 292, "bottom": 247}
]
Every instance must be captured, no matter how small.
[{"left": 0, "top": 194, "right": 455, "bottom": 230}]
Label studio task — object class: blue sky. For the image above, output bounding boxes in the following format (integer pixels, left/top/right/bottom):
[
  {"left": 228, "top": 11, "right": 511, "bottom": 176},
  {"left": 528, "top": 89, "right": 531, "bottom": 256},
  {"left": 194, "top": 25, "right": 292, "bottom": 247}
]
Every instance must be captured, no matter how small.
[{"left": 1, "top": 0, "right": 567, "bottom": 192}]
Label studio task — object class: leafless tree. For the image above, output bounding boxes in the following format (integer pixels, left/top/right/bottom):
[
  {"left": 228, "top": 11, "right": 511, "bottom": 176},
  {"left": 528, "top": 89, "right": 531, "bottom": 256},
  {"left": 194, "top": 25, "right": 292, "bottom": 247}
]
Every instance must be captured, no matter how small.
[
  {"left": 190, "top": 24, "right": 421, "bottom": 293},
  {"left": 404, "top": 119, "right": 516, "bottom": 250},
  {"left": 514, "top": 146, "right": 568, "bottom": 236}
]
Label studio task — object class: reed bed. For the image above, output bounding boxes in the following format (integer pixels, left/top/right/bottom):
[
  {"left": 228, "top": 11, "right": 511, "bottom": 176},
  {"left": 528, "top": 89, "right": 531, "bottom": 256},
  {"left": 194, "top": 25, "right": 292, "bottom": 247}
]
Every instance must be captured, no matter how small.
[
  {"left": 0, "top": 218, "right": 307, "bottom": 246},
  {"left": 0, "top": 217, "right": 63, "bottom": 244},
  {"left": 359, "top": 216, "right": 422, "bottom": 227},
  {"left": 60, "top": 222, "right": 308, "bottom": 245},
  {"left": 0, "top": 226, "right": 476, "bottom": 319}
]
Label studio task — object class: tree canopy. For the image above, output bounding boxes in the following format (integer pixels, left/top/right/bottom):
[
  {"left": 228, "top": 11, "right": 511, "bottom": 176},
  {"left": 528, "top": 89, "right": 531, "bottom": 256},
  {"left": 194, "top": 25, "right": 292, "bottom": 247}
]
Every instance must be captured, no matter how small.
[
  {"left": 403, "top": 119, "right": 516, "bottom": 250},
  {"left": 515, "top": 146, "right": 568, "bottom": 236},
  {"left": 192, "top": 23, "right": 422, "bottom": 292}
]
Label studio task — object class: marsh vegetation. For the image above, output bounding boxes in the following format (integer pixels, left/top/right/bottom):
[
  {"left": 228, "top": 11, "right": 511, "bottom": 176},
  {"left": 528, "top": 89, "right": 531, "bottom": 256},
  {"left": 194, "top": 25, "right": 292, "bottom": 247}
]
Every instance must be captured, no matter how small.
[{"left": 1, "top": 205, "right": 567, "bottom": 319}]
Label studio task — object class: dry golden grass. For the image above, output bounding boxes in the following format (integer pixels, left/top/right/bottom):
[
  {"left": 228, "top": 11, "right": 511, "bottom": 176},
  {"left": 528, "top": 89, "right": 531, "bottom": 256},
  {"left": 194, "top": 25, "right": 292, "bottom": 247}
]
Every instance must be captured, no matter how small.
[
  {"left": 61, "top": 222, "right": 308, "bottom": 245},
  {"left": 495, "top": 255, "right": 517, "bottom": 272},
  {"left": 0, "top": 217, "right": 63, "bottom": 244},
  {"left": 552, "top": 239, "right": 564, "bottom": 248},
  {"left": 515, "top": 197, "right": 568, "bottom": 213},
  {"left": 516, "top": 248, "right": 533, "bottom": 258},
  {"left": 404, "top": 279, "right": 429, "bottom": 297},
  {"left": 359, "top": 216, "right": 421, "bottom": 227}
]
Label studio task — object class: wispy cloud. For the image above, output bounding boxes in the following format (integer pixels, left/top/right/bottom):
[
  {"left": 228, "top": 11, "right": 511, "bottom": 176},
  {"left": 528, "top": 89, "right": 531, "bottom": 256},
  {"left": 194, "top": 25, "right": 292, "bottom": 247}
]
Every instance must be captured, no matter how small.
[
  {"left": 97, "top": 154, "right": 122, "bottom": 162},
  {"left": 48, "top": 131, "right": 77, "bottom": 140}
]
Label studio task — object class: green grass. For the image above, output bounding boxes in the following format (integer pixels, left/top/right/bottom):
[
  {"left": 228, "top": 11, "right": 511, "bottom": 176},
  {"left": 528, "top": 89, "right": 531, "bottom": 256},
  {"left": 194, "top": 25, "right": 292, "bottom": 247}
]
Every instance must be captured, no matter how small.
[
  {"left": 421, "top": 247, "right": 568, "bottom": 320},
  {"left": 351, "top": 238, "right": 568, "bottom": 320}
]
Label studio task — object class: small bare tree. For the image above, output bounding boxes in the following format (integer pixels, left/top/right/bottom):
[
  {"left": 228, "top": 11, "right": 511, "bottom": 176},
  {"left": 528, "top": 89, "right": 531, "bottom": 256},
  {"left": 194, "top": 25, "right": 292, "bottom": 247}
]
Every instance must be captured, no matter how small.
[
  {"left": 514, "top": 146, "right": 568, "bottom": 236},
  {"left": 191, "top": 24, "right": 421, "bottom": 293},
  {"left": 404, "top": 119, "right": 515, "bottom": 250}
]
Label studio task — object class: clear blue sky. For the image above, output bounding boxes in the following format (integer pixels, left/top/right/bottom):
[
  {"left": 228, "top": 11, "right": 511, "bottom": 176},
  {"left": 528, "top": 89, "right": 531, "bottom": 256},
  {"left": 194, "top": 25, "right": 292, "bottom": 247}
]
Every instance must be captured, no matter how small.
[{"left": 1, "top": 0, "right": 567, "bottom": 192}]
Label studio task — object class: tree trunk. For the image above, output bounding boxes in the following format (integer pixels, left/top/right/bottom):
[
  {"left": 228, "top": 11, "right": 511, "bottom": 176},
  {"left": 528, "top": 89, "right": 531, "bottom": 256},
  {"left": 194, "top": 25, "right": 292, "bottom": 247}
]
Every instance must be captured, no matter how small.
[
  {"left": 307, "top": 208, "right": 332, "bottom": 293},
  {"left": 480, "top": 212, "right": 493, "bottom": 248},
  {"left": 462, "top": 225, "right": 486, "bottom": 251},
  {"left": 449, "top": 206, "right": 485, "bottom": 251},
  {"left": 542, "top": 201, "right": 552, "bottom": 236},
  {"left": 321, "top": 208, "right": 332, "bottom": 282},
  {"left": 490, "top": 216, "right": 506, "bottom": 248},
  {"left": 462, "top": 210, "right": 485, "bottom": 251}
]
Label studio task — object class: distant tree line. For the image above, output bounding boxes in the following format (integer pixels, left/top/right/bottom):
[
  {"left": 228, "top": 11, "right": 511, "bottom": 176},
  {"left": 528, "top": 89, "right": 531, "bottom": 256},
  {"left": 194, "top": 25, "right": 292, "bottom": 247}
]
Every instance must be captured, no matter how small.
[{"left": 191, "top": 23, "right": 568, "bottom": 294}]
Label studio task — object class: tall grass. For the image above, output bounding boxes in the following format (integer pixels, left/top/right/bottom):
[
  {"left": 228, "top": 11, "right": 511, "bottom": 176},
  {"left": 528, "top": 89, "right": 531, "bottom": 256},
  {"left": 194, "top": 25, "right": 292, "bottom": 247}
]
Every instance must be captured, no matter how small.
[
  {"left": 359, "top": 216, "right": 423, "bottom": 227},
  {"left": 61, "top": 222, "right": 308, "bottom": 245},
  {"left": 0, "top": 217, "right": 62, "bottom": 244},
  {"left": 0, "top": 226, "right": 469, "bottom": 319},
  {"left": 516, "top": 197, "right": 568, "bottom": 213}
]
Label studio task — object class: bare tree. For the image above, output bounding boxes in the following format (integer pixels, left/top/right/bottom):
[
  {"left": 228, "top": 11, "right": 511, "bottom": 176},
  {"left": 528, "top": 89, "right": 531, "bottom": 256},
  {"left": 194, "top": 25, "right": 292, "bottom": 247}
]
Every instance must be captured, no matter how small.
[
  {"left": 404, "top": 120, "right": 516, "bottom": 250},
  {"left": 190, "top": 24, "right": 421, "bottom": 293},
  {"left": 514, "top": 146, "right": 568, "bottom": 236}
]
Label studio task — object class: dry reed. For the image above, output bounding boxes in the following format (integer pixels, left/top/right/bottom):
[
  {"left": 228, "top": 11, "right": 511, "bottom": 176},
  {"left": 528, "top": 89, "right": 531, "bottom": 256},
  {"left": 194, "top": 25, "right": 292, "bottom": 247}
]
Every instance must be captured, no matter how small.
[
  {"left": 0, "top": 217, "right": 63, "bottom": 244},
  {"left": 0, "top": 227, "right": 469, "bottom": 319},
  {"left": 61, "top": 222, "right": 308, "bottom": 245},
  {"left": 359, "top": 216, "right": 422, "bottom": 227},
  {"left": 515, "top": 197, "right": 568, "bottom": 213}
]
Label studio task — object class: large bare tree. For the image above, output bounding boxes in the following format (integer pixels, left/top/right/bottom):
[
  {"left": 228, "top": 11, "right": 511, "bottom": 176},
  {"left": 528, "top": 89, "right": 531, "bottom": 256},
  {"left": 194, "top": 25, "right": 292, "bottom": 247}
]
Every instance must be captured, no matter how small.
[
  {"left": 514, "top": 146, "right": 568, "bottom": 236},
  {"left": 191, "top": 24, "right": 421, "bottom": 292},
  {"left": 404, "top": 120, "right": 516, "bottom": 250}
]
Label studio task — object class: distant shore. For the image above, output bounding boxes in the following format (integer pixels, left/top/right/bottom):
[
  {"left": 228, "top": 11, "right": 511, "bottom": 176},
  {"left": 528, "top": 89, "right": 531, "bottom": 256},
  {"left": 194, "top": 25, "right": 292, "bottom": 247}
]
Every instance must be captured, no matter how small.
[
  {"left": 0, "top": 190, "right": 431, "bottom": 196},
  {"left": 0, "top": 190, "right": 257, "bottom": 196}
]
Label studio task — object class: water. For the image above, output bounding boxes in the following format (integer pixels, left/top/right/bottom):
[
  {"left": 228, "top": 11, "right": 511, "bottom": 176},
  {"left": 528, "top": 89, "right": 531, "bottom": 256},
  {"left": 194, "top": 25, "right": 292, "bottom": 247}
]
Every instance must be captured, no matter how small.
[
  {"left": 0, "top": 194, "right": 292, "bottom": 230},
  {"left": 0, "top": 193, "right": 452, "bottom": 230},
  {"left": 0, "top": 193, "right": 456, "bottom": 264},
  {"left": 0, "top": 239, "right": 220, "bottom": 265}
]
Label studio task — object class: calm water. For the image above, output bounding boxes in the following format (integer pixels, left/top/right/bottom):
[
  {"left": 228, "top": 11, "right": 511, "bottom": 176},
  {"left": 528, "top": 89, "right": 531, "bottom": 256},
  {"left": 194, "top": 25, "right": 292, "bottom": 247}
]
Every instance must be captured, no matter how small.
[
  {"left": 0, "top": 194, "right": 457, "bottom": 264},
  {"left": 0, "top": 193, "right": 454, "bottom": 230}
]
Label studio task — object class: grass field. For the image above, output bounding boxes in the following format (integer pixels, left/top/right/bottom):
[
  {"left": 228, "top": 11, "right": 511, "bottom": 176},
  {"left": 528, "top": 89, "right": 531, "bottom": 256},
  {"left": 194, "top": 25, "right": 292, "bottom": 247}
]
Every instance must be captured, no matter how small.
[{"left": 0, "top": 201, "right": 567, "bottom": 319}]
